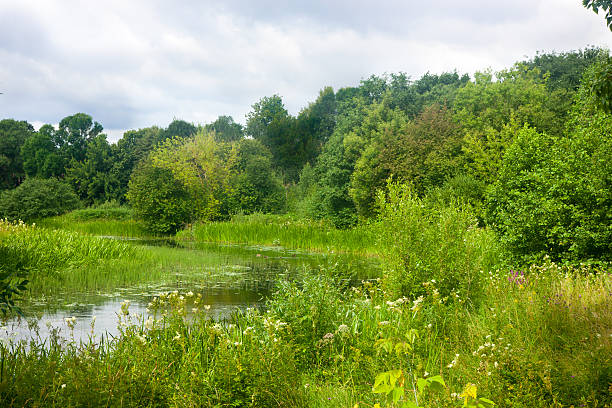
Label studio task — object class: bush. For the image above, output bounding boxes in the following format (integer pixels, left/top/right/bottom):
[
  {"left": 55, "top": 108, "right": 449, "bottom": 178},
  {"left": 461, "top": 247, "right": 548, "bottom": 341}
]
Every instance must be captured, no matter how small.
[
  {"left": 0, "top": 178, "right": 81, "bottom": 221},
  {"left": 376, "top": 181, "right": 503, "bottom": 303},
  {"left": 486, "top": 122, "right": 612, "bottom": 263},
  {"left": 126, "top": 161, "right": 194, "bottom": 234}
]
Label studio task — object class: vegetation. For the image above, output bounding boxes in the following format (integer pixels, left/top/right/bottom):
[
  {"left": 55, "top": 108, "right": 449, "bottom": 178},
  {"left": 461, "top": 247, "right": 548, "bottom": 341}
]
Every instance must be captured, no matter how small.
[
  {"left": 0, "top": 45, "right": 610, "bottom": 406},
  {"left": 0, "top": 178, "right": 81, "bottom": 221}
]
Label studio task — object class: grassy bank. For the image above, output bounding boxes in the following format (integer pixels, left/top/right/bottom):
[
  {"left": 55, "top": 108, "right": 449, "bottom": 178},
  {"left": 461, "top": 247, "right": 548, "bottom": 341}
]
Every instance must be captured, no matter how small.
[
  {"left": 1, "top": 263, "right": 609, "bottom": 407},
  {"left": 1, "top": 188, "right": 610, "bottom": 407},
  {"left": 36, "top": 205, "right": 150, "bottom": 238},
  {"left": 178, "top": 213, "right": 377, "bottom": 255}
]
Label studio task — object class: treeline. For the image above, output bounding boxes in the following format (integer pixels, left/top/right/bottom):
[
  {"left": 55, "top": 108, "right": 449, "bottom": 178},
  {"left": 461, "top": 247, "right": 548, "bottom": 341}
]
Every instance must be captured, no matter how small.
[{"left": 1, "top": 47, "right": 610, "bottom": 263}]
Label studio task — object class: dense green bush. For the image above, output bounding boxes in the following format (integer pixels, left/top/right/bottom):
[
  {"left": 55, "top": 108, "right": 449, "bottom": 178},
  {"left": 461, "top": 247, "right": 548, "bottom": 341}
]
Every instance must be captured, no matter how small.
[
  {"left": 375, "top": 181, "right": 503, "bottom": 303},
  {"left": 0, "top": 178, "right": 81, "bottom": 221},
  {"left": 126, "top": 161, "right": 194, "bottom": 234},
  {"left": 486, "top": 120, "right": 612, "bottom": 263}
]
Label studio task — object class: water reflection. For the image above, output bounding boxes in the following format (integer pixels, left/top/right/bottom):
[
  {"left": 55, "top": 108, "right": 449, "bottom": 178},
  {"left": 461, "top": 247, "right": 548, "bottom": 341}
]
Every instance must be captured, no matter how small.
[{"left": 2, "top": 239, "right": 378, "bottom": 345}]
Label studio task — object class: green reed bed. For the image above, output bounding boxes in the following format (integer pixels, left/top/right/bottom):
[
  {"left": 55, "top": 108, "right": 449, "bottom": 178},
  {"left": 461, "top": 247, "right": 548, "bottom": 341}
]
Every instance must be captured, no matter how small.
[
  {"left": 37, "top": 212, "right": 149, "bottom": 238},
  {"left": 178, "top": 213, "right": 377, "bottom": 255},
  {"left": 0, "top": 219, "right": 157, "bottom": 296}
]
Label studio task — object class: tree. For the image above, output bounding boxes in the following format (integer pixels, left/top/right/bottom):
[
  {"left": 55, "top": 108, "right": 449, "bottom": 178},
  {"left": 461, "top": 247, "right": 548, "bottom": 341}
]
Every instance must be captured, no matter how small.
[
  {"left": 0, "top": 119, "right": 33, "bottom": 190},
  {"left": 65, "top": 134, "right": 117, "bottom": 205},
  {"left": 127, "top": 161, "right": 194, "bottom": 234},
  {"left": 226, "top": 139, "right": 286, "bottom": 214},
  {"left": 583, "top": 0, "right": 612, "bottom": 30},
  {"left": 205, "top": 116, "right": 244, "bottom": 142},
  {"left": 149, "top": 130, "right": 231, "bottom": 221},
  {"left": 56, "top": 113, "right": 104, "bottom": 163},
  {"left": 162, "top": 119, "right": 197, "bottom": 140},
  {"left": 246, "top": 95, "right": 308, "bottom": 182},
  {"left": 109, "top": 126, "right": 164, "bottom": 202},
  {"left": 21, "top": 124, "right": 65, "bottom": 178},
  {"left": 454, "top": 66, "right": 560, "bottom": 183},
  {"left": 486, "top": 82, "right": 612, "bottom": 263}
]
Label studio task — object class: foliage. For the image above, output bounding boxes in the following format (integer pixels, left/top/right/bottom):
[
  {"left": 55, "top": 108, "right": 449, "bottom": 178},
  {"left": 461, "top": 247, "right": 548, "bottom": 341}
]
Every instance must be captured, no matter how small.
[
  {"left": 127, "top": 160, "right": 194, "bottom": 234},
  {"left": 376, "top": 181, "right": 503, "bottom": 302},
  {"left": 205, "top": 115, "right": 244, "bottom": 142},
  {"left": 585, "top": 56, "right": 612, "bottom": 114},
  {"left": 583, "top": 0, "right": 612, "bottom": 30},
  {"left": 0, "top": 119, "right": 33, "bottom": 190},
  {"left": 0, "top": 178, "right": 80, "bottom": 221},
  {"left": 350, "top": 104, "right": 463, "bottom": 218},
  {"left": 225, "top": 139, "right": 286, "bottom": 215},
  {"left": 486, "top": 107, "right": 612, "bottom": 263}
]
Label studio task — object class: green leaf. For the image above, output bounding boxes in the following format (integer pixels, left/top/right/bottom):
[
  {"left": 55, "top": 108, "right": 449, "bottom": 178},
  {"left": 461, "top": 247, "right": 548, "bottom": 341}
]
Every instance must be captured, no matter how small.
[
  {"left": 417, "top": 377, "right": 428, "bottom": 393},
  {"left": 392, "top": 386, "right": 404, "bottom": 403},
  {"left": 428, "top": 375, "right": 446, "bottom": 393},
  {"left": 478, "top": 397, "right": 496, "bottom": 407}
]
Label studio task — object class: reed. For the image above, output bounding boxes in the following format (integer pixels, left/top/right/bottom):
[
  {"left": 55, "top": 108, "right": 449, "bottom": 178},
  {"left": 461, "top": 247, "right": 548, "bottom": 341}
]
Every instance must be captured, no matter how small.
[{"left": 179, "top": 213, "right": 377, "bottom": 255}]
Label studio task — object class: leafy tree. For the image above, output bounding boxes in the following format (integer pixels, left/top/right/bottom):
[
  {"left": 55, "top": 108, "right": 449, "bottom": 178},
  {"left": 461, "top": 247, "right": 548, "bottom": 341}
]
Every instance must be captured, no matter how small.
[
  {"left": 486, "top": 74, "right": 612, "bottom": 263},
  {"left": 350, "top": 104, "right": 462, "bottom": 217},
  {"left": 583, "top": 0, "right": 612, "bottom": 30},
  {"left": 226, "top": 139, "right": 286, "bottom": 215},
  {"left": 585, "top": 55, "right": 612, "bottom": 114},
  {"left": 109, "top": 126, "right": 164, "bottom": 202},
  {"left": 21, "top": 124, "right": 65, "bottom": 178},
  {"left": 126, "top": 161, "right": 194, "bottom": 234},
  {"left": 161, "top": 119, "right": 197, "bottom": 139},
  {"left": 56, "top": 113, "right": 104, "bottom": 163},
  {"left": 150, "top": 130, "right": 231, "bottom": 221},
  {"left": 205, "top": 116, "right": 244, "bottom": 142},
  {"left": 65, "top": 134, "right": 118, "bottom": 205},
  {"left": 0, "top": 178, "right": 80, "bottom": 221},
  {"left": 246, "top": 95, "right": 312, "bottom": 182},
  {"left": 455, "top": 66, "right": 560, "bottom": 183},
  {"left": 0, "top": 119, "right": 33, "bottom": 190}
]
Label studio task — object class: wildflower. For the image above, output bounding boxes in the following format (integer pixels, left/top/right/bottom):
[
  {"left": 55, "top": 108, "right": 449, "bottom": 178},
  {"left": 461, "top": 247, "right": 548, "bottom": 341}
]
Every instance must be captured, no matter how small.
[
  {"left": 337, "top": 324, "right": 349, "bottom": 334},
  {"left": 173, "top": 332, "right": 181, "bottom": 341},
  {"left": 323, "top": 333, "right": 334, "bottom": 340},
  {"left": 204, "top": 305, "right": 211, "bottom": 311},
  {"left": 411, "top": 296, "right": 424, "bottom": 311},
  {"left": 374, "top": 305, "right": 381, "bottom": 310},
  {"left": 145, "top": 316, "right": 154, "bottom": 330},
  {"left": 61, "top": 384, "right": 66, "bottom": 389},
  {"left": 378, "top": 321, "right": 390, "bottom": 326},
  {"left": 136, "top": 334, "right": 146, "bottom": 345}
]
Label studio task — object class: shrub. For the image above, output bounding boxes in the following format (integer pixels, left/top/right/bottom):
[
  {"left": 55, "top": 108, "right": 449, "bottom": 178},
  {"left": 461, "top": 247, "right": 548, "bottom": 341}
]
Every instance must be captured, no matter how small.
[
  {"left": 126, "top": 161, "right": 194, "bottom": 234},
  {"left": 0, "top": 177, "right": 81, "bottom": 221},
  {"left": 375, "top": 181, "right": 503, "bottom": 303}
]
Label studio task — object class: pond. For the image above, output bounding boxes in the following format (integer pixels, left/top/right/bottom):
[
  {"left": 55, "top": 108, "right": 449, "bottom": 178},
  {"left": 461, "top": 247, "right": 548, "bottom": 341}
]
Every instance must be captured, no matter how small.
[{"left": 1, "top": 238, "right": 379, "bottom": 346}]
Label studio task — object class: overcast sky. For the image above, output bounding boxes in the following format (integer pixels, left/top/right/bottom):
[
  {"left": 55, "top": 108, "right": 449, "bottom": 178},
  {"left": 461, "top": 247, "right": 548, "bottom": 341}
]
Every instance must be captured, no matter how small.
[{"left": 1, "top": 0, "right": 610, "bottom": 142}]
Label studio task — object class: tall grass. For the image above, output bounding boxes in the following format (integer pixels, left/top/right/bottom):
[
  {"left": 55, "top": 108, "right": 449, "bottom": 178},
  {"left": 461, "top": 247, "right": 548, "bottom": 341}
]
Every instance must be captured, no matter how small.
[
  {"left": 2, "top": 263, "right": 608, "bottom": 407},
  {"left": 179, "top": 213, "right": 377, "bottom": 255},
  {"left": 36, "top": 204, "right": 151, "bottom": 238}
]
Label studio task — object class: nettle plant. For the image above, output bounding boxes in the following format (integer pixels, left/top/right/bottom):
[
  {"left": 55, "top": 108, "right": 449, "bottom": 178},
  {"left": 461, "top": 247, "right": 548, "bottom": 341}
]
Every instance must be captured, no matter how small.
[
  {"left": 369, "top": 296, "right": 496, "bottom": 408},
  {"left": 371, "top": 328, "right": 446, "bottom": 407}
]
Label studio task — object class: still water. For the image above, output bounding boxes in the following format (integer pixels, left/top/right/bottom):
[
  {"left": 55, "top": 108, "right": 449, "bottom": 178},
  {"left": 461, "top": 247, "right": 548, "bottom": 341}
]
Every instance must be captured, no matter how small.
[{"left": 1, "top": 238, "right": 378, "bottom": 346}]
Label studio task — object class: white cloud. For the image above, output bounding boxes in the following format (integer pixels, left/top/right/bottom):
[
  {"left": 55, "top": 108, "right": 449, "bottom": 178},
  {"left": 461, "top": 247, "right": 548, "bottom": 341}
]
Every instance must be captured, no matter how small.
[{"left": 0, "top": 0, "right": 610, "bottom": 143}]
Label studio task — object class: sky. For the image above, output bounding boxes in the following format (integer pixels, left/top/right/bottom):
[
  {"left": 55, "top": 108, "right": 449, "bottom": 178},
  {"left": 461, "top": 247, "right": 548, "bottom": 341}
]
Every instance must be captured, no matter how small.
[{"left": 1, "top": 0, "right": 610, "bottom": 143}]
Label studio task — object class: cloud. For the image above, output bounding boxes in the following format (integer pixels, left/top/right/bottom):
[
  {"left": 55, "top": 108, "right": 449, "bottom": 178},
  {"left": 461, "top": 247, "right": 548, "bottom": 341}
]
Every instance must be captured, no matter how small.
[{"left": 0, "top": 0, "right": 610, "bottom": 143}]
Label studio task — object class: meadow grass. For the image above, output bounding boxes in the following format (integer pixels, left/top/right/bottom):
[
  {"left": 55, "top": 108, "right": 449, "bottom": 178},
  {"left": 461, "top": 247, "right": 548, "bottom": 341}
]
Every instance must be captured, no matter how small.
[
  {"left": 1, "top": 193, "right": 610, "bottom": 407},
  {"left": 178, "top": 213, "right": 377, "bottom": 256},
  {"left": 37, "top": 216, "right": 150, "bottom": 238},
  {"left": 1, "top": 264, "right": 608, "bottom": 407}
]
